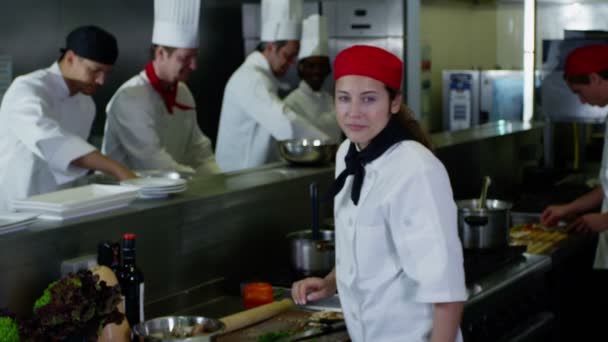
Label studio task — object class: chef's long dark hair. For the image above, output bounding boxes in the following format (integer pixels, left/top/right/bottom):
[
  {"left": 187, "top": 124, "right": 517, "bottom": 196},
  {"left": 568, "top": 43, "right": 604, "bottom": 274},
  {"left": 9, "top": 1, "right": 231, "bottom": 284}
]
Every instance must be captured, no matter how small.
[{"left": 386, "top": 86, "right": 433, "bottom": 151}]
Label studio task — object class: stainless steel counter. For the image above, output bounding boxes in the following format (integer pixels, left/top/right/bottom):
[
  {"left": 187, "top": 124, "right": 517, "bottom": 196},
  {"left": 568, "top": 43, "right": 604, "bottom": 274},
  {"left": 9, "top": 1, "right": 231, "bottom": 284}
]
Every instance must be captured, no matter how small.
[
  {"left": 0, "top": 121, "right": 545, "bottom": 318},
  {"left": 431, "top": 120, "right": 543, "bottom": 149},
  {"left": 466, "top": 254, "right": 551, "bottom": 307}
]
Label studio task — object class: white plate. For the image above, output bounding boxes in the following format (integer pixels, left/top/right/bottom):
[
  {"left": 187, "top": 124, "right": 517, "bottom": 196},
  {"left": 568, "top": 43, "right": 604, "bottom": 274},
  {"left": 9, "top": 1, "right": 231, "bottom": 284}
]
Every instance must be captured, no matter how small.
[
  {"left": 138, "top": 192, "right": 170, "bottom": 199},
  {"left": 0, "top": 212, "right": 39, "bottom": 227},
  {"left": 140, "top": 186, "right": 187, "bottom": 194},
  {"left": 0, "top": 212, "right": 39, "bottom": 234},
  {"left": 11, "top": 185, "right": 139, "bottom": 210},
  {"left": 37, "top": 197, "right": 136, "bottom": 220},
  {"left": 138, "top": 188, "right": 187, "bottom": 199},
  {"left": 121, "top": 177, "right": 186, "bottom": 189},
  {"left": 11, "top": 191, "right": 138, "bottom": 212}
]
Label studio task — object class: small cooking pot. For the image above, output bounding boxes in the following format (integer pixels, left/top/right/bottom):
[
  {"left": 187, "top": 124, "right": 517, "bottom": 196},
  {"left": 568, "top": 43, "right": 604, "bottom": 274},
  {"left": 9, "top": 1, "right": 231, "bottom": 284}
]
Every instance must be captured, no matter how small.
[
  {"left": 457, "top": 199, "right": 512, "bottom": 249},
  {"left": 286, "top": 229, "right": 335, "bottom": 277}
]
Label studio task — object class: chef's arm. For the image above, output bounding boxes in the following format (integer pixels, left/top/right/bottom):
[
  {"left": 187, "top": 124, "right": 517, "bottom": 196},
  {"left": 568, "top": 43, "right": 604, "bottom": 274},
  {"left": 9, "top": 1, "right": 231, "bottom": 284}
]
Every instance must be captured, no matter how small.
[
  {"left": 107, "top": 93, "right": 196, "bottom": 173},
  {"left": 564, "top": 186, "right": 604, "bottom": 216},
  {"left": 72, "top": 151, "right": 136, "bottom": 181},
  {"left": 185, "top": 118, "right": 221, "bottom": 174},
  {"left": 248, "top": 84, "right": 329, "bottom": 140},
  {"left": 430, "top": 301, "right": 464, "bottom": 342}
]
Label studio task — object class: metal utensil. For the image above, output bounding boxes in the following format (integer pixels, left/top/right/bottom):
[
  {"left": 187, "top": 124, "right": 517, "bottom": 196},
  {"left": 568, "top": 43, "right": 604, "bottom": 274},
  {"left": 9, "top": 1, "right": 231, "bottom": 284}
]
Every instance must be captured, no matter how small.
[
  {"left": 133, "top": 315, "right": 225, "bottom": 341},
  {"left": 310, "top": 182, "right": 321, "bottom": 241},
  {"left": 457, "top": 198, "right": 512, "bottom": 249},
  {"left": 277, "top": 139, "right": 338, "bottom": 165},
  {"left": 286, "top": 230, "right": 335, "bottom": 277},
  {"left": 286, "top": 320, "right": 347, "bottom": 341},
  {"left": 478, "top": 176, "right": 492, "bottom": 209}
]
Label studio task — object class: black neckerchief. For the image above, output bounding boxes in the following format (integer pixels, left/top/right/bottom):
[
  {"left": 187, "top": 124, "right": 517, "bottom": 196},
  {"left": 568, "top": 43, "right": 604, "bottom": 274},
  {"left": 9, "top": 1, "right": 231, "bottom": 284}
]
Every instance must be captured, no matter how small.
[{"left": 328, "top": 116, "right": 413, "bottom": 205}]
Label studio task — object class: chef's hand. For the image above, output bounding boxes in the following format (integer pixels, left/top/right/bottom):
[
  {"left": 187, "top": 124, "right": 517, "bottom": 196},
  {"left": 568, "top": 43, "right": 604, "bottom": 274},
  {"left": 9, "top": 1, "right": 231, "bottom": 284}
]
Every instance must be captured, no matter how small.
[
  {"left": 540, "top": 204, "right": 570, "bottom": 227},
  {"left": 571, "top": 213, "right": 608, "bottom": 233},
  {"left": 291, "top": 269, "right": 337, "bottom": 305},
  {"left": 72, "top": 151, "right": 137, "bottom": 180},
  {"left": 113, "top": 165, "right": 137, "bottom": 181}
]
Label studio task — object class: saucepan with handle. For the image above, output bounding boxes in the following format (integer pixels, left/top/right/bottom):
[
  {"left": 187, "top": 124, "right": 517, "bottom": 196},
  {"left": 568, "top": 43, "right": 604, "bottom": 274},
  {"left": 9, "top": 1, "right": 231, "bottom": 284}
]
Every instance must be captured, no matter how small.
[
  {"left": 457, "top": 177, "right": 512, "bottom": 249},
  {"left": 286, "top": 182, "right": 335, "bottom": 277}
]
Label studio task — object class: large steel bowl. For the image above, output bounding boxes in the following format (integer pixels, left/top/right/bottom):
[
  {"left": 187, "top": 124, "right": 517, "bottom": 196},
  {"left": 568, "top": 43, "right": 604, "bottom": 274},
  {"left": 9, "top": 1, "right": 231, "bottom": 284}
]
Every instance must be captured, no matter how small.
[
  {"left": 277, "top": 139, "right": 338, "bottom": 165},
  {"left": 133, "top": 316, "right": 225, "bottom": 341}
]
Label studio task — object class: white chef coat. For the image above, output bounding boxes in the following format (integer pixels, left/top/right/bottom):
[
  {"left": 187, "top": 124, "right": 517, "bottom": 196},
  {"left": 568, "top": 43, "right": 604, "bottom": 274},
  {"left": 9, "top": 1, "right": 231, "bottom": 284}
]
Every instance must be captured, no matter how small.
[
  {"left": 284, "top": 81, "right": 342, "bottom": 142},
  {"left": 333, "top": 139, "right": 467, "bottom": 342},
  {"left": 594, "top": 118, "right": 608, "bottom": 269},
  {"left": 102, "top": 71, "right": 219, "bottom": 175},
  {"left": 0, "top": 63, "right": 97, "bottom": 211},
  {"left": 215, "top": 51, "right": 329, "bottom": 172}
]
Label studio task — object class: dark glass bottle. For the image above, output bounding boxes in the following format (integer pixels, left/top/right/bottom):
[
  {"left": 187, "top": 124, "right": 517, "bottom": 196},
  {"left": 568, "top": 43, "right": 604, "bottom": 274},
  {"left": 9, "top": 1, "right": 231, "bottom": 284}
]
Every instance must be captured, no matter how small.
[
  {"left": 117, "top": 233, "right": 145, "bottom": 327},
  {"left": 97, "top": 241, "right": 121, "bottom": 275}
]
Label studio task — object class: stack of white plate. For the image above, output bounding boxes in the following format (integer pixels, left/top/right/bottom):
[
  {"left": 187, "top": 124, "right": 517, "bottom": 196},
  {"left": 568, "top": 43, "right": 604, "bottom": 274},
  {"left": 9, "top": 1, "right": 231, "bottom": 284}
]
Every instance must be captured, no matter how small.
[
  {"left": 10, "top": 184, "right": 139, "bottom": 220},
  {"left": 120, "top": 178, "right": 187, "bottom": 199},
  {"left": 0, "top": 212, "right": 39, "bottom": 234}
]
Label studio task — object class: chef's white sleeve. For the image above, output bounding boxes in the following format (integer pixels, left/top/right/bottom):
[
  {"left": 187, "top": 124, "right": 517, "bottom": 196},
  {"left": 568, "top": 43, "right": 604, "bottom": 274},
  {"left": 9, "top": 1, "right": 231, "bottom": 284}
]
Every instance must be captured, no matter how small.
[
  {"left": 243, "top": 79, "right": 330, "bottom": 140},
  {"left": 388, "top": 160, "right": 468, "bottom": 303},
  {"left": 5, "top": 85, "right": 96, "bottom": 184},
  {"left": 185, "top": 116, "right": 221, "bottom": 174},
  {"left": 107, "top": 91, "right": 195, "bottom": 173}
]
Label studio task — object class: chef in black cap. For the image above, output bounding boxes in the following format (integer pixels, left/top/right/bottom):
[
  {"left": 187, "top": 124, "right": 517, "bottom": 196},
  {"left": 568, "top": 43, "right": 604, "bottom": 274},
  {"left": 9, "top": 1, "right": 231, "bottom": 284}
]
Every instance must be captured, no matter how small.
[{"left": 0, "top": 25, "right": 136, "bottom": 211}]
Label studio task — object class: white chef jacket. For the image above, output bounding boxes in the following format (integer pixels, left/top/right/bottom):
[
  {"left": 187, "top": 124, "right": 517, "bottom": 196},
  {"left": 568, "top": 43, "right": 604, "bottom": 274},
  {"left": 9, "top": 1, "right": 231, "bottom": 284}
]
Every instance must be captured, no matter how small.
[
  {"left": 594, "top": 118, "right": 608, "bottom": 269},
  {"left": 215, "top": 51, "right": 329, "bottom": 172},
  {"left": 333, "top": 139, "right": 467, "bottom": 342},
  {"left": 284, "top": 81, "right": 342, "bottom": 142},
  {"left": 0, "top": 63, "right": 97, "bottom": 211},
  {"left": 102, "top": 71, "right": 219, "bottom": 175}
]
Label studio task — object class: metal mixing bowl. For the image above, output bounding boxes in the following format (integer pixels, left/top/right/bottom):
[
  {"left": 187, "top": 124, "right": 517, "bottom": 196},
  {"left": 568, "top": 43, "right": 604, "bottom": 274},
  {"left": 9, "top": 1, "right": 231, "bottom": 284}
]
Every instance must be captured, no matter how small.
[
  {"left": 133, "top": 316, "right": 225, "bottom": 341},
  {"left": 277, "top": 139, "right": 338, "bottom": 165}
]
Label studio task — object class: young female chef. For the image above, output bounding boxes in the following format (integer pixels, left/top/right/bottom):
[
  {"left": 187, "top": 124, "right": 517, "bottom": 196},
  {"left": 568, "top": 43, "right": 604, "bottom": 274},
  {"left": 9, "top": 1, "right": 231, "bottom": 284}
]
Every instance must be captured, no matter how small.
[{"left": 291, "top": 45, "right": 467, "bottom": 342}]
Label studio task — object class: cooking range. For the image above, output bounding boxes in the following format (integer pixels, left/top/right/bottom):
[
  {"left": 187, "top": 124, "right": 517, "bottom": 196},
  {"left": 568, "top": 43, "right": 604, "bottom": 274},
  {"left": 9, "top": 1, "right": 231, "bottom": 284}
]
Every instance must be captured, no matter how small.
[
  {"left": 248, "top": 245, "right": 552, "bottom": 342},
  {"left": 462, "top": 248, "right": 553, "bottom": 342}
]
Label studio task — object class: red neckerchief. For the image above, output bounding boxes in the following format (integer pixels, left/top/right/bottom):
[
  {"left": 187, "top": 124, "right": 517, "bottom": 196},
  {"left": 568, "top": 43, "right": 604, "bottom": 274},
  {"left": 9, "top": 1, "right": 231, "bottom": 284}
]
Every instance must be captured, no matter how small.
[{"left": 144, "top": 62, "right": 194, "bottom": 114}]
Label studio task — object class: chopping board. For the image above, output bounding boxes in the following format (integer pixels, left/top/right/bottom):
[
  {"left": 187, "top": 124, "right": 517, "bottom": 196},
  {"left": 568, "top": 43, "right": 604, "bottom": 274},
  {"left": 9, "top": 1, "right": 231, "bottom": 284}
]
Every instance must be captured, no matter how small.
[{"left": 218, "top": 309, "right": 350, "bottom": 342}]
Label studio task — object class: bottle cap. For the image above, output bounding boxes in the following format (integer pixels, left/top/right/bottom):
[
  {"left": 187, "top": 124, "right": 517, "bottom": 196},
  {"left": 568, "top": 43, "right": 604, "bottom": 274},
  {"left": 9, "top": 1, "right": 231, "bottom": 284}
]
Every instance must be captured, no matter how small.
[{"left": 123, "top": 233, "right": 137, "bottom": 240}]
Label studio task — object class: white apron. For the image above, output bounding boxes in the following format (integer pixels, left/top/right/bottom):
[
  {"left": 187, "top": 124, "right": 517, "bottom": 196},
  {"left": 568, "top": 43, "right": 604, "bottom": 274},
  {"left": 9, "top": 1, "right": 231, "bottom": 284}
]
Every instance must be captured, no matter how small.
[
  {"left": 333, "top": 140, "right": 467, "bottom": 342},
  {"left": 103, "top": 71, "right": 219, "bottom": 174},
  {"left": 0, "top": 63, "right": 96, "bottom": 211},
  {"left": 215, "top": 51, "right": 329, "bottom": 172}
]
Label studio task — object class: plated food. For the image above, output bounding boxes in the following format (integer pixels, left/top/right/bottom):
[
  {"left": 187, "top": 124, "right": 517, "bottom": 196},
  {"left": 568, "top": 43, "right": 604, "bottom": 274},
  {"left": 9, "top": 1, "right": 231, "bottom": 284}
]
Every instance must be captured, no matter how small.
[{"left": 509, "top": 223, "right": 569, "bottom": 254}]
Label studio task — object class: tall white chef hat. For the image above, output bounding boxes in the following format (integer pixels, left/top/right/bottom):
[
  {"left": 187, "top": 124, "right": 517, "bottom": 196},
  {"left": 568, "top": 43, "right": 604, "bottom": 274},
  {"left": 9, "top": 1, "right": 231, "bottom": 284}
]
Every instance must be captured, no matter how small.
[
  {"left": 260, "top": 0, "right": 303, "bottom": 42},
  {"left": 152, "top": 0, "right": 201, "bottom": 48},
  {"left": 298, "top": 14, "right": 329, "bottom": 60}
]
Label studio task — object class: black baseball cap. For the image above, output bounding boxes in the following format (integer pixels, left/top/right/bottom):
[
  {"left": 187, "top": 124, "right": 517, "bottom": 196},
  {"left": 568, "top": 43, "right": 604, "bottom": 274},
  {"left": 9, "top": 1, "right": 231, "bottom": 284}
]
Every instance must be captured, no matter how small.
[{"left": 61, "top": 25, "right": 118, "bottom": 65}]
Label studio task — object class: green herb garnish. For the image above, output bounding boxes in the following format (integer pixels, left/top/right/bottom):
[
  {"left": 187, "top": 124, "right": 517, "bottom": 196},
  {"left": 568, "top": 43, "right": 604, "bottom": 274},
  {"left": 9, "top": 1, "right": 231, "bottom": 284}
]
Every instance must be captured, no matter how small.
[{"left": 257, "top": 330, "right": 292, "bottom": 342}]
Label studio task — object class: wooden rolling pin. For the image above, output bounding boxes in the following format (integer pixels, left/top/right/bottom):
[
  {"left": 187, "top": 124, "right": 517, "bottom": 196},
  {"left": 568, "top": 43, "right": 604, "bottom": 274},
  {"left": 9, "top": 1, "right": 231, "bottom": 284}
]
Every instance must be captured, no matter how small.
[{"left": 220, "top": 298, "right": 296, "bottom": 334}]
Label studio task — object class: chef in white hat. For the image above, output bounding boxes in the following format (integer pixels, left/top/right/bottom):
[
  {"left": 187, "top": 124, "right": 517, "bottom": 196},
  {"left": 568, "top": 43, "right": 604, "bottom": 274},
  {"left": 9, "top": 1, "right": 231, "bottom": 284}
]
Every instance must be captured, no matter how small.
[
  {"left": 0, "top": 26, "right": 136, "bottom": 211},
  {"left": 215, "top": 0, "right": 329, "bottom": 172},
  {"left": 284, "top": 14, "right": 341, "bottom": 142},
  {"left": 102, "top": 0, "right": 220, "bottom": 175}
]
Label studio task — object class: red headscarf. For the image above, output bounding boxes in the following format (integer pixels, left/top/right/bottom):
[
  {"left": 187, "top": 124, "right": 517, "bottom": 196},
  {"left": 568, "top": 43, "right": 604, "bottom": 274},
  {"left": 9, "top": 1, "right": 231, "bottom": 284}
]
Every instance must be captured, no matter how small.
[
  {"left": 564, "top": 45, "right": 608, "bottom": 76},
  {"left": 333, "top": 45, "right": 403, "bottom": 90},
  {"left": 144, "top": 62, "right": 194, "bottom": 114}
]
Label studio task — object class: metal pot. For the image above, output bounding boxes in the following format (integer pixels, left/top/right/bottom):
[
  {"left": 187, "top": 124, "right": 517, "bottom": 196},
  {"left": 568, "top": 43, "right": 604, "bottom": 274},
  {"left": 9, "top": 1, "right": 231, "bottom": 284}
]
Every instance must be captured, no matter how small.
[
  {"left": 457, "top": 199, "right": 512, "bottom": 249},
  {"left": 286, "top": 229, "right": 335, "bottom": 277}
]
